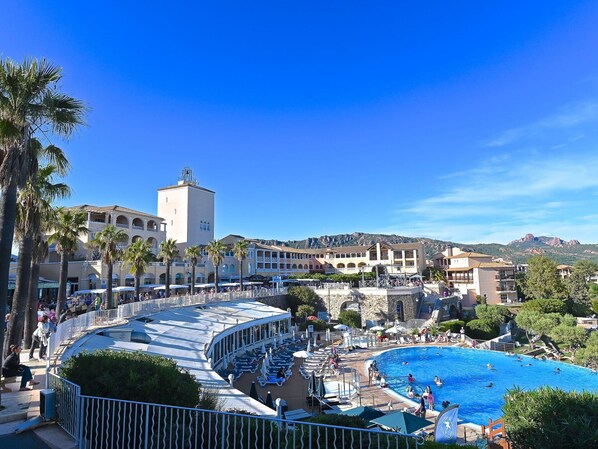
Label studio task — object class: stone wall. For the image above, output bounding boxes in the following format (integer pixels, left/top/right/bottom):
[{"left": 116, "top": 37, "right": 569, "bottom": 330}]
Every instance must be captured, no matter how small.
[{"left": 256, "top": 295, "right": 289, "bottom": 311}]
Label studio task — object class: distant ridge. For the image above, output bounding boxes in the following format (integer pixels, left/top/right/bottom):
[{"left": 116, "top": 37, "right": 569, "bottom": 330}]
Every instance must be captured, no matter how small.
[{"left": 253, "top": 232, "right": 598, "bottom": 265}]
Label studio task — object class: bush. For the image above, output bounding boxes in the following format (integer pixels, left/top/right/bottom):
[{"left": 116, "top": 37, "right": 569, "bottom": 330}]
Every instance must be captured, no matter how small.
[
  {"left": 60, "top": 349, "right": 203, "bottom": 407},
  {"left": 287, "top": 286, "right": 323, "bottom": 316},
  {"left": 503, "top": 386, "right": 598, "bottom": 449},
  {"left": 465, "top": 319, "right": 499, "bottom": 340},
  {"left": 438, "top": 320, "right": 465, "bottom": 333},
  {"left": 520, "top": 298, "right": 567, "bottom": 315},
  {"left": 474, "top": 304, "right": 510, "bottom": 326},
  {"left": 338, "top": 310, "right": 362, "bottom": 328},
  {"left": 298, "top": 318, "right": 329, "bottom": 331}
]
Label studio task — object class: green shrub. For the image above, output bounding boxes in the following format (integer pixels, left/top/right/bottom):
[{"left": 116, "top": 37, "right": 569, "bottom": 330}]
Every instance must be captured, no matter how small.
[
  {"left": 338, "top": 310, "right": 362, "bottom": 328},
  {"left": 465, "top": 319, "right": 498, "bottom": 340},
  {"left": 60, "top": 349, "right": 203, "bottom": 407},
  {"left": 503, "top": 386, "right": 598, "bottom": 449},
  {"left": 298, "top": 318, "right": 329, "bottom": 331},
  {"left": 438, "top": 320, "right": 465, "bottom": 333},
  {"left": 520, "top": 298, "right": 567, "bottom": 315}
]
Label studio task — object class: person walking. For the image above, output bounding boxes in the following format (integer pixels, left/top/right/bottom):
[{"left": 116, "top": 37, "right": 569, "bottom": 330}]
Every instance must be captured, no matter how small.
[
  {"left": 29, "top": 315, "right": 51, "bottom": 360},
  {"left": 2, "top": 345, "right": 39, "bottom": 391}
]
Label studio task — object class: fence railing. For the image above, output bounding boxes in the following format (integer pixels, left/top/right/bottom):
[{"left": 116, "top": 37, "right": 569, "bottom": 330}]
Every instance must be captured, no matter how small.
[
  {"left": 47, "top": 288, "right": 288, "bottom": 362},
  {"left": 47, "top": 374, "right": 423, "bottom": 449}
]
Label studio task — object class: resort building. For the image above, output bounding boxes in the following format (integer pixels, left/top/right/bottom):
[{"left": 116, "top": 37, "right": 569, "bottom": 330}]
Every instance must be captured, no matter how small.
[
  {"left": 433, "top": 247, "right": 517, "bottom": 307},
  {"left": 47, "top": 204, "right": 167, "bottom": 262},
  {"left": 157, "top": 167, "right": 215, "bottom": 251}
]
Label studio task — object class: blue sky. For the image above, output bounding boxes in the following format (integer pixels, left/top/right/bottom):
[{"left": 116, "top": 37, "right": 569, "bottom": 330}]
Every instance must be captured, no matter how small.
[{"left": 3, "top": 1, "right": 598, "bottom": 244}]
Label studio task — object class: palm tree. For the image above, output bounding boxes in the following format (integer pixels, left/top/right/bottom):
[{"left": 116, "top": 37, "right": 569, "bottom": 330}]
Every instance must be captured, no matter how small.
[
  {"left": 232, "top": 240, "right": 249, "bottom": 291},
  {"left": 185, "top": 245, "right": 202, "bottom": 295},
  {"left": 25, "top": 235, "right": 48, "bottom": 348},
  {"left": 158, "top": 239, "right": 179, "bottom": 298},
  {"left": 90, "top": 225, "right": 127, "bottom": 309},
  {"left": 49, "top": 208, "right": 88, "bottom": 318},
  {"left": 6, "top": 164, "right": 69, "bottom": 351},
  {"left": 206, "top": 240, "right": 227, "bottom": 293},
  {"left": 123, "top": 240, "right": 153, "bottom": 303},
  {"left": 0, "top": 58, "right": 86, "bottom": 362}
]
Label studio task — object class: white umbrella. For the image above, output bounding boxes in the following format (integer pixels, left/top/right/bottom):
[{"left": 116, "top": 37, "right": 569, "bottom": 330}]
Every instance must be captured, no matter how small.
[
  {"left": 293, "top": 350, "right": 311, "bottom": 359},
  {"left": 385, "top": 326, "right": 399, "bottom": 334},
  {"left": 333, "top": 324, "right": 349, "bottom": 331},
  {"left": 278, "top": 333, "right": 284, "bottom": 345},
  {"left": 261, "top": 360, "right": 269, "bottom": 376},
  {"left": 369, "top": 325, "right": 385, "bottom": 331},
  {"left": 307, "top": 340, "right": 311, "bottom": 353},
  {"left": 305, "top": 328, "right": 309, "bottom": 339},
  {"left": 261, "top": 342, "right": 266, "bottom": 354},
  {"left": 273, "top": 336, "right": 278, "bottom": 349}
]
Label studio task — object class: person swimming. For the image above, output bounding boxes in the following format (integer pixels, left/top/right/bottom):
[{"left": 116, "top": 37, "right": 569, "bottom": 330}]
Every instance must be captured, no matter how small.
[
  {"left": 485, "top": 382, "right": 494, "bottom": 388},
  {"left": 555, "top": 367, "right": 561, "bottom": 373},
  {"left": 406, "top": 385, "right": 415, "bottom": 398},
  {"left": 487, "top": 363, "right": 495, "bottom": 370},
  {"left": 434, "top": 376, "right": 443, "bottom": 386}
]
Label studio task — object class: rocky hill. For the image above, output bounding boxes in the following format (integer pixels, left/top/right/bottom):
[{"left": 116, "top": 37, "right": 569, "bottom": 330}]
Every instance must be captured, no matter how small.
[{"left": 254, "top": 232, "right": 598, "bottom": 265}]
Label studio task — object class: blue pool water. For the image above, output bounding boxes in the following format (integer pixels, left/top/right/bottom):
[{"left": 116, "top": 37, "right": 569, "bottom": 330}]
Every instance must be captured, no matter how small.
[{"left": 373, "top": 346, "right": 598, "bottom": 425}]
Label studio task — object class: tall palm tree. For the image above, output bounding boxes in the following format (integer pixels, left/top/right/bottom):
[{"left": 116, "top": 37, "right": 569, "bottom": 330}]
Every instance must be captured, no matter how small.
[
  {"left": 185, "top": 245, "right": 201, "bottom": 295},
  {"left": 7, "top": 164, "right": 69, "bottom": 352},
  {"left": 25, "top": 235, "right": 48, "bottom": 348},
  {"left": 49, "top": 208, "right": 88, "bottom": 318},
  {"left": 158, "top": 239, "right": 179, "bottom": 298},
  {"left": 232, "top": 239, "right": 249, "bottom": 291},
  {"left": 206, "top": 240, "right": 227, "bottom": 293},
  {"left": 0, "top": 58, "right": 86, "bottom": 363},
  {"left": 90, "top": 225, "right": 127, "bottom": 309},
  {"left": 123, "top": 240, "right": 153, "bottom": 303}
]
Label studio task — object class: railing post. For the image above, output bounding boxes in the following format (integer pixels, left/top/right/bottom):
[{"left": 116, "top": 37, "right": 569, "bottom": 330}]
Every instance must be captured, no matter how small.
[
  {"left": 144, "top": 403, "right": 150, "bottom": 449},
  {"left": 77, "top": 395, "right": 84, "bottom": 446},
  {"left": 220, "top": 413, "right": 226, "bottom": 449}
]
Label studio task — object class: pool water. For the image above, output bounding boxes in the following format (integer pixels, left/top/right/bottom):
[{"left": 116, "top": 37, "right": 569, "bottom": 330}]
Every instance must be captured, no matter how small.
[{"left": 373, "top": 346, "right": 598, "bottom": 425}]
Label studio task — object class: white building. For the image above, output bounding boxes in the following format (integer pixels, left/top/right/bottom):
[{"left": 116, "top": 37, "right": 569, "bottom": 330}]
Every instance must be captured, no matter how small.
[{"left": 157, "top": 167, "right": 215, "bottom": 251}]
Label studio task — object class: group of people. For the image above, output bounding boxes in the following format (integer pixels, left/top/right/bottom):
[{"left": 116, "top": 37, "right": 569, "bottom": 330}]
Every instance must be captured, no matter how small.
[
  {"left": 404, "top": 373, "right": 445, "bottom": 418},
  {"left": 367, "top": 360, "right": 387, "bottom": 387}
]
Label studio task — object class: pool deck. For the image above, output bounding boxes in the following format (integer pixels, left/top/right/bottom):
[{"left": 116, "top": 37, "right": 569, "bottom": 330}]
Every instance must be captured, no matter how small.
[{"left": 235, "top": 341, "right": 482, "bottom": 444}]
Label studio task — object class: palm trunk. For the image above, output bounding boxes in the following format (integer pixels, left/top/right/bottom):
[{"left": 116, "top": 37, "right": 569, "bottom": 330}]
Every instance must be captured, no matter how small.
[
  {"left": 191, "top": 264, "right": 196, "bottom": 295},
  {"left": 25, "top": 260, "right": 41, "bottom": 349},
  {"left": 239, "top": 260, "right": 244, "bottom": 291},
  {"left": 56, "top": 251, "right": 69, "bottom": 318},
  {"left": 134, "top": 275, "right": 140, "bottom": 302},
  {"left": 165, "top": 262, "right": 171, "bottom": 298},
  {"left": 6, "top": 234, "right": 33, "bottom": 355},
  {"left": 106, "top": 263, "right": 114, "bottom": 309},
  {"left": 0, "top": 176, "right": 19, "bottom": 364},
  {"left": 215, "top": 264, "right": 219, "bottom": 293}
]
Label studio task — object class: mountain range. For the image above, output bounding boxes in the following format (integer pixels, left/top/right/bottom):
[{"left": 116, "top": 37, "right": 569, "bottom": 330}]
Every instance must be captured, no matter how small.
[{"left": 254, "top": 232, "right": 598, "bottom": 265}]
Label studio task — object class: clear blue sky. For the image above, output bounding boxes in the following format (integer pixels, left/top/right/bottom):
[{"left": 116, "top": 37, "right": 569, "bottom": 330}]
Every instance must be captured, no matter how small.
[{"left": 3, "top": 1, "right": 598, "bottom": 244}]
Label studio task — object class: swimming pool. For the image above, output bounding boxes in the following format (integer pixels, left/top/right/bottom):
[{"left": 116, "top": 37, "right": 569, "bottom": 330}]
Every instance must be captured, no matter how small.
[{"left": 373, "top": 346, "right": 598, "bottom": 425}]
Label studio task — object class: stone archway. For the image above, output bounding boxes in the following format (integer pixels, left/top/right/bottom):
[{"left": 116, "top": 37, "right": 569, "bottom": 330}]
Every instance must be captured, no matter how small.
[{"left": 207, "top": 272, "right": 215, "bottom": 283}]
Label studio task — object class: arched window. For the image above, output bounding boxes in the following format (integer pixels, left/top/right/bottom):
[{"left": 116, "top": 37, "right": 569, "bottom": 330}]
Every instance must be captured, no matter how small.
[
  {"left": 347, "top": 263, "right": 356, "bottom": 268},
  {"left": 132, "top": 218, "right": 144, "bottom": 229},
  {"left": 115, "top": 215, "right": 129, "bottom": 228},
  {"left": 336, "top": 263, "right": 345, "bottom": 269}
]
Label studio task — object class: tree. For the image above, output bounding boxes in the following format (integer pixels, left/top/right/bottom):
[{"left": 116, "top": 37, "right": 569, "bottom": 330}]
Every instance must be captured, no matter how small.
[
  {"left": 515, "top": 309, "right": 543, "bottom": 343},
  {"left": 49, "top": 208, "right": 88, "bottom": 317},
  {"left": 522, "top": 256, "right": 566, "bottom": 300},
  {"left": 338, "top": 310, "right": 362, "bottom": 328},
  {"left": 575, "top": 332, "right": 598, "bottom": 369},
  {"left": 520, "top": 298, "right": 568, "bottom": 315},
  {"left": 297, "top": 304, "right": 316, "bottom": 319},
  {"left": 287, "top": 286, "right": 322, "bottom": 316},
  {"left": 566, "top": 271, "right": 591, "bottom": 315},
  {"left": 91, "top": 225, "right": 127, "bottom": 309},
  {"left": 185, "top": 245, "right": 201, "bottom": 295},
  {"left": 503, "top": 386, "right": 598, "bottom": 449},
  {"left": 123, "top": 240, "right": 153, "bottom": 303},
  {"left": 158, "top": 238, "right": 179, "bottom": 298},
  {"left": 572, "top": 260, "right": 598, "bottom": 283},
  {"left": 7, "top": 164, "right": 69, "bottom": 352},
  {"left": 0, "top": 58, "right": 85, "bottom": 370},
  {"left": 549, "top": 323, "right": 587, "bottom": 357},
  {"left": 474, "top": 304, "right": 510, "bottom": 326},
  {"left": 205, "top": 240, "right": 226, "bottom": 292},
  {"left": 232, "top": 239, "right": 249, "bottom": 291}
]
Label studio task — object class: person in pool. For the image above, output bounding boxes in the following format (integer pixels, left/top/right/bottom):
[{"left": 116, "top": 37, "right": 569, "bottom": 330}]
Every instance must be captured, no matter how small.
[
  {"left": 485, "top": 382, "right": 494, "bottom": 388},
  {"left": 407, "top": 373, "right": 415, "bottom": 383},
  {"left": 406, "top": 385, "right": 414, "bottom": 398},
  {"left": 487, "top": 363, "right": 495, "bottom": 370},
  {"left": 434, "top": 376, "right": 443, "bottom": 386}
]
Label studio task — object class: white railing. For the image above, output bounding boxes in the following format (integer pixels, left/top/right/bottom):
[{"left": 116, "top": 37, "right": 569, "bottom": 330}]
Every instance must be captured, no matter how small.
[
  {"left": 48, "top": 374, "right": 423, "bottom": 449},
  {"left": 47, "top": 288, "right": 288, "bottom": 362}
]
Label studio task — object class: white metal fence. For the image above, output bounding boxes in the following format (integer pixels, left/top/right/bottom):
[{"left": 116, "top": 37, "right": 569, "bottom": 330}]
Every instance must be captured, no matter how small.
[
  {"left": 47, "top": 374, "right": 423, "bottom": 449},
  {"left": 47, "top": 288, "right": 288, "bottom": 363}
]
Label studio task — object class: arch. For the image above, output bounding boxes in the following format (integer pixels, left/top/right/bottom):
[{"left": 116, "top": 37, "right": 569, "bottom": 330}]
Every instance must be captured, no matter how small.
[
  {"left": 132, "top": 217, "right": 144, "bottom": 229},
  {"left": 358, "top": 262, "right": 366, "bottom": 268},
  {"left": 132, "top": 235, "right": 143, "bottom": 243},
  {"left": 115, "top": 215, "right": 129, "bottom": 228},
  {"left": 147, "top": 220, "right": 158, "bottom": 231},
  {"left": 143, "top": 273, "right": 155, "bottom": 285},
  {"left": 207, "top": 272, "right": 215, "bottom": 283},
  {"left": 340, "top": 301, "right": 361, "bottom": 313},
  {"left": 147, "top": 237, "right": 158, "bottom": 252},
  {"left": 159, "top": 273, "right": 166, "bottom": 284},
  {"left": 175, "top": 272, "right": 184, "bottom": 285},
  {"left": 119, "top": 234, "right": 130, "bottom": 246},
  {"left": 292, "top": 264, "right": 297, "bottom": 269},
  {"left": 347, "top": 262, "right": 356, "bottom": 268},
  {"left": 336, "top": 263, "right": 345, "bottom": 269},
  {"left": 298, "top": 264, "right": 303, "bottom": 269},
  {"left": 396, "top": 300, "right": 405, "bottom": 322}
]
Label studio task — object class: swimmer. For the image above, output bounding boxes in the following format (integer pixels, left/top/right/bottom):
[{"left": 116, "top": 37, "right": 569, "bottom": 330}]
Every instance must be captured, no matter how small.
[
  {"left": 402, "top": 361, "right": 409, "bottom": 365},
  {"left": 516, "top": 356, "right": 522, "bottom": 362},
  {"left": 485, "top": 382, "right": 494, "bottom": 388},
  {"left": 434, "top": 376, "right": 443, "bottom": 386},
  {"left": 406, "top": 385, "right": 414, "bottom": 398},
  {"left": 555, "top": 368, "right": 561, "bottom": 373},
  {"left": 407, "top": 373, "right": 415, "bottom": 383},
  {"left": 487, "top": 363, "right": 495, "bottom": 370}
]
